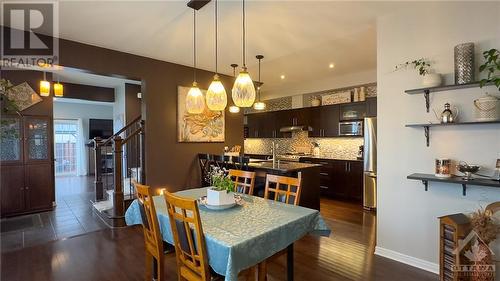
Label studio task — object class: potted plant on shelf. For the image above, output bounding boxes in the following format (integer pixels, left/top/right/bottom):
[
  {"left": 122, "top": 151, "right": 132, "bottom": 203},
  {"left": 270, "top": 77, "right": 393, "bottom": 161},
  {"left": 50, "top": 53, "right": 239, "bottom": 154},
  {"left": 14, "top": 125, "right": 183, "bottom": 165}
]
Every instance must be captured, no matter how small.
[
  {"left": 475, "top": 49, "right": 500, "bottom": 121},
  {"left": 207, "top": 166, "right": 235, "bottom": 206},
  {"left": 394, "top": 58, "right": 442, "bottom": 87}
]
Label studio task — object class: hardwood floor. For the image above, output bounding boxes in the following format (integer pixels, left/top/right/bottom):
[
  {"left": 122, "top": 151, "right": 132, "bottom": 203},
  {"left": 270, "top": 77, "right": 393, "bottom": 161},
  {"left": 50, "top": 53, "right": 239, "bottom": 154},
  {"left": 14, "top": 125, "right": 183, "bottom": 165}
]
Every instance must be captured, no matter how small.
[{"left": 1, "top": 198, "right": 438, "bottom": 281}]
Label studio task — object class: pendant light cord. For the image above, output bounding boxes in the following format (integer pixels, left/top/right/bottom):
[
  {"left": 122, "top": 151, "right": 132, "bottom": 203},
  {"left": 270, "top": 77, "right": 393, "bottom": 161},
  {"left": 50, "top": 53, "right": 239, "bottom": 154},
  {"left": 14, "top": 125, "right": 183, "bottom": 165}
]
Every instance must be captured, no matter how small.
[
  {"left": 193, "top": 9, "right": 197, "bottom": 82},
  {"left": 258, "top": 57, "right": 261, "bottom": 101},
  {"left": 215, "top": 0, "right": 218, "bottom": 74},
  {"left": 242, "top": 0, "right": 246, "bottom": 68}
]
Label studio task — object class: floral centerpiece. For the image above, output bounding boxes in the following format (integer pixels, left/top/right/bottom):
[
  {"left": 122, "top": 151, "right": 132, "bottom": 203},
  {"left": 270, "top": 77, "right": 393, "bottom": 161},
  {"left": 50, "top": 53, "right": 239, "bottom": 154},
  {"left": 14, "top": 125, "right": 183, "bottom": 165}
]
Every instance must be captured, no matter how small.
[{"left": 206, "top": 166, "right": 235, "bottom": 206}]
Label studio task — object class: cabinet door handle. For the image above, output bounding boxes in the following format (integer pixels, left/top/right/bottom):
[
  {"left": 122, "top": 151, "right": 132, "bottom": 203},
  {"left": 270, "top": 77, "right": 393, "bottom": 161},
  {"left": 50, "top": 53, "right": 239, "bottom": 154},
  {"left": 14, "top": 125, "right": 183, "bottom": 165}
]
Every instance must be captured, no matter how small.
[
  {"left": 348, "top": 163, "right": 351, "bottom": 172},
  {"left": 320, "top": 172, "right": 329, "bottom": 176},
  {"left": 320, "top": 185, "right": 329, "bottom": 189},
  {"left": 345, "top": 162, "right": 348, "bottom": 171},
  {"left": 320, "top": 162, "right": 329, "bottom": 165}
]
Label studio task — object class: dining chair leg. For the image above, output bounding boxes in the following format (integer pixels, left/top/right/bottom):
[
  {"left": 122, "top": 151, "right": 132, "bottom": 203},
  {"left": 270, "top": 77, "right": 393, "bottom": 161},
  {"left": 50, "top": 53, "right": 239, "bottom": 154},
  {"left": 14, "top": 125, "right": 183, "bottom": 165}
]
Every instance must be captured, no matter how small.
[
  {"left": 156, "top": 256, "right": 164, "bottom": 281},
  {"left": 287, "top": 244, "right": 294, "bottom": 281},
  {"left": 145, "top": 253, "right": 153, "bottom": 281},
  {"left": 257, "top": 262, "right": 267, "bottom": 281}
]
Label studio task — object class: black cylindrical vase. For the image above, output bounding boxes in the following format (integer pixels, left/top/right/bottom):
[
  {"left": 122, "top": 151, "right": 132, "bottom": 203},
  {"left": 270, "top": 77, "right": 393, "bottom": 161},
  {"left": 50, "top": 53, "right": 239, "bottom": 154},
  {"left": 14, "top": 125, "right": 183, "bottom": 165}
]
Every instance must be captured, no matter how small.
[{"left": 454, "top": 43, "right": 475, "bottom": 84}]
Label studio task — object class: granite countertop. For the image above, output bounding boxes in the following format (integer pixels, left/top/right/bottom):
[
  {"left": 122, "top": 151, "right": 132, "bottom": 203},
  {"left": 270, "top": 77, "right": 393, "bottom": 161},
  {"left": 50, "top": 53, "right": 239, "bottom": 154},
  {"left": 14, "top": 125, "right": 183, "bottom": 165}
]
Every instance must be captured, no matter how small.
[
  {"left": 299, "top": 155, "right": 364, "bottom": 162},
  {"left": 248, "top": 161, "right": 322, "bottom": 172}
]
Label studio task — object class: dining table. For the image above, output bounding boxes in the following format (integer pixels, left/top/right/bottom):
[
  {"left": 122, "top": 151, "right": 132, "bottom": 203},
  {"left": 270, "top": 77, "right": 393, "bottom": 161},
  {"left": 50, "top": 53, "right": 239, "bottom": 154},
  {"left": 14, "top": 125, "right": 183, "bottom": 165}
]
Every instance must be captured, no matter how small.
[{"left": 125, "top": 187, "right": 331, "bottom": 281}]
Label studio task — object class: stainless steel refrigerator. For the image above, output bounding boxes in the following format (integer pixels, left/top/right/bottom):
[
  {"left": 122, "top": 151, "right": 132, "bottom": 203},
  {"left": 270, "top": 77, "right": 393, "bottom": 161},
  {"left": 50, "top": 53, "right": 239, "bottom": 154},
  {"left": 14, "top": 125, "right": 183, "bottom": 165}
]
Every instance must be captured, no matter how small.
[{"left": 363, "top": 117, "right": 377, "bottom": 210}]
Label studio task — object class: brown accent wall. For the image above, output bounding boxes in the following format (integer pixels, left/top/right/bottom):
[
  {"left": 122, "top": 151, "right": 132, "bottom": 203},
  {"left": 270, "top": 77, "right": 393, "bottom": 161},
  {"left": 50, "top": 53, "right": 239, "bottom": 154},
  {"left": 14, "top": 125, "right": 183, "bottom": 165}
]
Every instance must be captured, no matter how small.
[
  {"left": 125, "top": 83, "right": 141, "bottom": 123},
  {"left": 56, "top": 39, "right": 243, "bottom": 191},
  {"left": 61, "top": 82, "right": 115, "bottom": 102}
]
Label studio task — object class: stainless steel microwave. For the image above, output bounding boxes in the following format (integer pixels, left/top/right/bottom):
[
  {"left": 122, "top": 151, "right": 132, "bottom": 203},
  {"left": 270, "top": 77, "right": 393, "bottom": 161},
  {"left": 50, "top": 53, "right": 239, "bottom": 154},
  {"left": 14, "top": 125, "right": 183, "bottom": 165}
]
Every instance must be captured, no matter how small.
[{"left": 339, "top": 121, "right": 363, "bottom": 136}]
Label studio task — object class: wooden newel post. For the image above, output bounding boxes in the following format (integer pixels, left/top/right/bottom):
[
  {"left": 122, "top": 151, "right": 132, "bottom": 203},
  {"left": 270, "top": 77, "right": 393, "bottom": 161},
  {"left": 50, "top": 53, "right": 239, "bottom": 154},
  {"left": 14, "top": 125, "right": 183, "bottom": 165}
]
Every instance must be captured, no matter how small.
[
  {"left": 112, "top": 136, "right": 124, "bottom": 217},
  {"left": 93, "top": 137, "right": 104, "bottom": 201},
  {"left": 139, "top": 120, "right": 146, "bottom": 184}
]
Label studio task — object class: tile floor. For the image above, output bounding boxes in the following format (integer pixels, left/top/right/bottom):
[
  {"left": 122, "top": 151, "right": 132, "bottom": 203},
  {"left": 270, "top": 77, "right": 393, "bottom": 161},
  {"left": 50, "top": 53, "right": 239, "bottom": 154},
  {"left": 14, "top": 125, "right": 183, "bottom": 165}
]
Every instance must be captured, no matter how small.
[{"left": 0, "top": 176, "right": 109, "bottom": 253}]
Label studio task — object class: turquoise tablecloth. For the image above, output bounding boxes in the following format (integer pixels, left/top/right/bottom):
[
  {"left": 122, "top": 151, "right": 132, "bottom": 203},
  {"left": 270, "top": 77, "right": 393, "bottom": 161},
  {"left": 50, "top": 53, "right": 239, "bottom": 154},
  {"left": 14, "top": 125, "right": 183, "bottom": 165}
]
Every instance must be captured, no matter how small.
[{"left": 125, "top": 188, "right": 330, "bottom": 281}]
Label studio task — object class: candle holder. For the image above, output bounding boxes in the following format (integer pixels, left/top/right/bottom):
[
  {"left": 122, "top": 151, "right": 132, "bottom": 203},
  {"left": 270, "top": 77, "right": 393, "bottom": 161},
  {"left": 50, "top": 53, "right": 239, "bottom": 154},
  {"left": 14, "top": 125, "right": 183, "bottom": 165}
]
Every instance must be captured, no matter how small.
[{"left": 435, "top": 158, "right": 452, "bottom": 178}]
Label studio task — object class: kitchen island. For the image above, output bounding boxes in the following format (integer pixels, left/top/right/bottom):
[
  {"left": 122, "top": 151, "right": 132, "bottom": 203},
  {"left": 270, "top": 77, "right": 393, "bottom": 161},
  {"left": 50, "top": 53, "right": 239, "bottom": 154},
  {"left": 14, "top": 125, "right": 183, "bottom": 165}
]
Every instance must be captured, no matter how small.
[{"left": 247, "top": 161, "right": 321, "bottom": 210}]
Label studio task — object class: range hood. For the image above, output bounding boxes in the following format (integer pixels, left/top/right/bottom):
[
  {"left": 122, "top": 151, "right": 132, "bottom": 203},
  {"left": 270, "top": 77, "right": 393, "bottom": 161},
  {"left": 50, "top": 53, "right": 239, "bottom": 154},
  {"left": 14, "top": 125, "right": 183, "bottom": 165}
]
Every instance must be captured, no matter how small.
[{"left": 279, "top": 125, "right": 313, "bottom": 133}]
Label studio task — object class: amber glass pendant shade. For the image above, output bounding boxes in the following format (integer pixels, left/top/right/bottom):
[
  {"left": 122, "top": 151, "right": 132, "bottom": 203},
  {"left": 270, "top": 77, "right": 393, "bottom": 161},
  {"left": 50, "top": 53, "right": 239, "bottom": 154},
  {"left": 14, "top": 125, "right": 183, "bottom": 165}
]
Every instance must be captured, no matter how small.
[
  {"left": 40, "top": 80, "right": 50, "bottom": 97},
  {"left": 186, "top": 82, "right": 205, "bottom": 114},
  {"left": 54, "top": 82, "right": 63, "bottom": 97},
  {"left": 206, "top": 74, "right": 227, "bottom": 111}
]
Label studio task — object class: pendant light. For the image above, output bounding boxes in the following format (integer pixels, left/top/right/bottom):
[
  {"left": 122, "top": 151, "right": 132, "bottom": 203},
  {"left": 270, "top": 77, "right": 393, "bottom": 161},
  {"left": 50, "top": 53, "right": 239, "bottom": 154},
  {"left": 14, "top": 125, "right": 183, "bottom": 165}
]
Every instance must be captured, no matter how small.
[
  {"left": 206, "top": 0, "right": 227, "bottom": 111},
  {"left": 185, "top": 9, "right": 205, "bottom": 114},
  {"left": 228, "top": 64, "right": 240, "bottom": 113},
  {"left": 54, "top": 73, "right": 63, "bottom": 97},
  {"left": 253, "top": 55, "right": 266, "bottom": 110},
  {"left": 231, "top": 0, "right": 256, "bottom": 108},
  {"left": 40, "top": 72, "right": 50, "bottom": 97}
]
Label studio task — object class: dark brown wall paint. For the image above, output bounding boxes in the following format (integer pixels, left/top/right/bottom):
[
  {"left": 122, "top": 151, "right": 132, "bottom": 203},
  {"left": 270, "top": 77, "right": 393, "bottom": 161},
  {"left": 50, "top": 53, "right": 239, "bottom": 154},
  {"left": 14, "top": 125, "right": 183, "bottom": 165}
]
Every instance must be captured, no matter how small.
[
  {"left": 61, "top": 82, "right": 115, "bottom": 102},
  {"left": 125, "top": 83, "right": 141, "bottom": 123},
  {"left": 56, "top": 39, "right": 243, "bottom": 191},
  {"left": 1, "top": 70, "right": 53, "bottom": 117}
]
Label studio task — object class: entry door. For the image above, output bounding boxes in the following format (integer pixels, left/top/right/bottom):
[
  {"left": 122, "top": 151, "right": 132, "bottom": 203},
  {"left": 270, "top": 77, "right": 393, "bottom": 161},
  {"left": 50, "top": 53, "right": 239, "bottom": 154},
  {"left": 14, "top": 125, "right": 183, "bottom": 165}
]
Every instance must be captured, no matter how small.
[{"left": 54, "top": 120, "right": 78, "bottom": 176}]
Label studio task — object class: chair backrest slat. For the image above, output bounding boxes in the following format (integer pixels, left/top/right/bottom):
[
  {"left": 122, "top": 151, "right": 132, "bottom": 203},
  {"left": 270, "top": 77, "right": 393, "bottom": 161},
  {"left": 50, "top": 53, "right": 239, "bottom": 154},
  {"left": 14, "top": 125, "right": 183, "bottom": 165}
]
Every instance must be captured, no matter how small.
[
  {"left": 228, "top": 169, "right": 256, "bottom": 195},
  {"left": 164, "top": 191, "right": 210, "bottom": 281},
  {"left": 264, "top": 174, "right": 302, "bottom": 205},
  {"left": 134, "top": 181, "right": 163, "bottom": 257}
]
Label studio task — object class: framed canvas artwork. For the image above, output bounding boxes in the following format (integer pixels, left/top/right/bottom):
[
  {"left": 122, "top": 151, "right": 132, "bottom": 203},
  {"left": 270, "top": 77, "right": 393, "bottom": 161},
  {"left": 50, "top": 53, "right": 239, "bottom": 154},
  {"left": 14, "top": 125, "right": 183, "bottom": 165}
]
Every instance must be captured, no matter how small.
[{"left": 177, "top": 86, "right": 225, "bottom": 142}]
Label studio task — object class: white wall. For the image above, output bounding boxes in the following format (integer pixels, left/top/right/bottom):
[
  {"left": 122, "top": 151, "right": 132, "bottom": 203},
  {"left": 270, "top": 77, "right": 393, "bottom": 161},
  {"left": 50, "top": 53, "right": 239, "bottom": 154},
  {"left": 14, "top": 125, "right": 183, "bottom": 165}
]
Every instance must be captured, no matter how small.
[
  {"left": 376, "top": 2, "right": 500, "bottom": 273},
  {"left": 53, "top": 101, "right": 114, "bottom": 141},
  {"left": 262, "top": 69, "right": 376, "bottom": 100}
]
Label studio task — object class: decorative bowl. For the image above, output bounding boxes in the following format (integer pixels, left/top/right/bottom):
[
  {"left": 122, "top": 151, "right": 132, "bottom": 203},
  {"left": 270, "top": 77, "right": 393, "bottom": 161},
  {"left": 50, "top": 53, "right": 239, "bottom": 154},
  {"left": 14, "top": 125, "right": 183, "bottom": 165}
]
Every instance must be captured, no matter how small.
[
  {"left": 456, "top": 162, "right": 481, "bottom": 180},
  {"left": 198, "top": 194, "right": 244, "bottom": 211}
]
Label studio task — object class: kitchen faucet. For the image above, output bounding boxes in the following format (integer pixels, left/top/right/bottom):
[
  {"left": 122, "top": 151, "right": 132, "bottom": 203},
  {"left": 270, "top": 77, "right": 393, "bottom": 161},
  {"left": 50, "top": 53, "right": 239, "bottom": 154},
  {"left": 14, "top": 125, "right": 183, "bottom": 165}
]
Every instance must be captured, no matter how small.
[{"left": 271, "top": 141, "right": 277, "bottom": 167}]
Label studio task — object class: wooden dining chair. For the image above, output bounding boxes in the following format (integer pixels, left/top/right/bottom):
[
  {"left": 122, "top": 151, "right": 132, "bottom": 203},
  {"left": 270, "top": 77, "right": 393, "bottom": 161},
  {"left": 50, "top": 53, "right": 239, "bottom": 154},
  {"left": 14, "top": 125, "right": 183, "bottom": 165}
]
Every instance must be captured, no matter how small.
[
  {"left": 264, "top": 174, "right": 302, "bottom": 205},
  {"left": 164, "top": 191, "right": 211, "bottom": 281},
  {"left": 228, "top": 169, "right": 256, "bottom": 195},
  {"left": 134, "top": 181, "right": 164, "bottom": 281}
]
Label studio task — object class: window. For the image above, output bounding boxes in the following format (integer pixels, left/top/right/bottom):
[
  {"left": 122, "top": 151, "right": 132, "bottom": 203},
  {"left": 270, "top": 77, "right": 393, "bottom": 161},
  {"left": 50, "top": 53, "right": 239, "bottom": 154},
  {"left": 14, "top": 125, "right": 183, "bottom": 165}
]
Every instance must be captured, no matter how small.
[{"left": 54, "top": 120, "right": 78, "bottom": 176}]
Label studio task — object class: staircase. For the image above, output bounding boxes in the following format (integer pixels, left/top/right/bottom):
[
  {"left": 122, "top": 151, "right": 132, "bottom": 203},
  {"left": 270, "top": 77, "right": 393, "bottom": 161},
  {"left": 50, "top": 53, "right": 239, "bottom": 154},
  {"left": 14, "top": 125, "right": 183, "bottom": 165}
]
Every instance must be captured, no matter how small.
[{"left": 91, "top": 116, "right": 145, "bottom": 227}]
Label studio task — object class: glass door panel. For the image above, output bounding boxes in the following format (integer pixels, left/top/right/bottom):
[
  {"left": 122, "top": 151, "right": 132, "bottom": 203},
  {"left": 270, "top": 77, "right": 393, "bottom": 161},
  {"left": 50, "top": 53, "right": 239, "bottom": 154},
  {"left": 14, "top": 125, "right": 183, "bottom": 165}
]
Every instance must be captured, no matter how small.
[
  {"left": 0, "top": 117, "right": 22, "bottom": 162},
  {"left": 26, "top": 118, "right": 50, "bottom": 161}
]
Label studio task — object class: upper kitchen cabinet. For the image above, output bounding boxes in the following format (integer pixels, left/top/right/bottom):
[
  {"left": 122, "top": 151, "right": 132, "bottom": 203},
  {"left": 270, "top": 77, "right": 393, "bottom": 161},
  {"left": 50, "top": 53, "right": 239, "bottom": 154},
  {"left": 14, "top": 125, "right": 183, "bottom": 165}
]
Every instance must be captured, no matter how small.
[
  {"left": 366, "top": 97, "right": 377, "bottom": 117},
  {"left": 246, "top": 112, "right": 277, "bottom": 138},
  {"left": 308, "top": 105, "right": 340, "bottom": 137},
  {"left": 340, "top": 102, "right": 367, "bottom": 121}
]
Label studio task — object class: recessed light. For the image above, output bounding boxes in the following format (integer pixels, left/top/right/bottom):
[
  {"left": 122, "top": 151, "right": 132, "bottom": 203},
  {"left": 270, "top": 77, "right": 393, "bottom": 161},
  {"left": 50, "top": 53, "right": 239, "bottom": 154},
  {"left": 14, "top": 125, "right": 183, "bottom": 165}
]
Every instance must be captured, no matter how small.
[
  {"left": 280, "top": 75, "right": 285, "bottom": 80},
  {"left": 329, "top": 63, "right": 335, "bottom": 69}
]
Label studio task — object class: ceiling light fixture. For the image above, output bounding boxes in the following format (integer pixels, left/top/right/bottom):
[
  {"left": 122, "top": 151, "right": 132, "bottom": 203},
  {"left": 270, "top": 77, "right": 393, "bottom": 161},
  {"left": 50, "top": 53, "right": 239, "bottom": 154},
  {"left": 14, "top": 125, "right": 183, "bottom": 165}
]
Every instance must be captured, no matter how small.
[
  {"left": 280, "top": 75, "right": 285, "bottom": 80},
  {"left": 329, "top": 63, "right": 335, "bottom": 69},
  {"left": 206, "top": 0, "right": 227, "bottom": 111},
  {"left": 53, "top": 73, "right": 63, "bottom": 97},
  {"left": 231, "top": 0, "right": 255, "bottom": 108},
  {"left": 229, "top": 63, "right": 240, "bottom": 114},
  {"left": 185, "top": 9, "right": 205, "bottom": 114},
  {"left": 40, "top": 72, "right": 50, "bottom": 97},
  {"left": 253, "top": 55, "right": 266, "bottom": 111}
]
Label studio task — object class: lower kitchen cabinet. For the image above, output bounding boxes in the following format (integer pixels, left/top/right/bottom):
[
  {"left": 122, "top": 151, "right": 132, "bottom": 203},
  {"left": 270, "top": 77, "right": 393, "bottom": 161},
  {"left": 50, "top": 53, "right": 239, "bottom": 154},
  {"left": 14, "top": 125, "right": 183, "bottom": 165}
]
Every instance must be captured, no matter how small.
[{"left": 300, "top": 157, "right": 363, "bottom": 202}]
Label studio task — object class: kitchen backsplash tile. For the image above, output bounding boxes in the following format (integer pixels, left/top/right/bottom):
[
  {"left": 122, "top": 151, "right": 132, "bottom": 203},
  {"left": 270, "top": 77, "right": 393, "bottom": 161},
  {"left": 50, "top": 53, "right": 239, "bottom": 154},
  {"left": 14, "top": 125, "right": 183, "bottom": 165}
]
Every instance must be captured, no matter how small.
[{"left": 244, "top": 131, "right": 363, "bottom": 160}]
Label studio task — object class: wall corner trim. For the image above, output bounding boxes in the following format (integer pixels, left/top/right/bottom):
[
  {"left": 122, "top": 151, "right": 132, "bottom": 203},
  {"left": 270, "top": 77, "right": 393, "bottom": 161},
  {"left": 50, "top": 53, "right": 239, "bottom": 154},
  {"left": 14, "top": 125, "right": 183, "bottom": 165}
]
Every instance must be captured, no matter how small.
[{"left": 374, "top": 246, "right": 439, "bottom": 275}]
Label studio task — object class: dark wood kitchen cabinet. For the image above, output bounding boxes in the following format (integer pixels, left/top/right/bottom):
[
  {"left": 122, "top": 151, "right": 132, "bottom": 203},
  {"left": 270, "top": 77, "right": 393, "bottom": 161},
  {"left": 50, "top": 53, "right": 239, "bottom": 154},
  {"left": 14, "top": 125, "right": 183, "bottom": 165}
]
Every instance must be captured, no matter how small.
[
  {"left": 308, "top": 105, "right": 340, "bottom": 137},
  {"left": 246, "top": 112, "right": 278, "bottom": 138},
  {"left": 300, "top": 157, "right": 363, "bottom": 202},
  {"left": 366, "top": 97, "right": 377, "bottom": 117},
  {"left": 0, "top": 115, "right": 54, "bottom": 217}
]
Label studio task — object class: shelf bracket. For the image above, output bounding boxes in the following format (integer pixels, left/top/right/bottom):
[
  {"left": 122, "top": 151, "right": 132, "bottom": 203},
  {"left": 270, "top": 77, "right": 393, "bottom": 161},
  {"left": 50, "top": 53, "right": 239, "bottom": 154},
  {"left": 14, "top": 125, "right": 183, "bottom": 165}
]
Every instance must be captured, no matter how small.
[
  {"left": 424, "top": 90, "right": 430, "bottom": 112},
  {"left": 422, "top": 180, "right": 429, "bottom": 191},
  {"left": 424, "top": 126, "right": 430, "bottom": 147},
  {"left": 462, "top": 184, "right": 467, "bottom": 196}
]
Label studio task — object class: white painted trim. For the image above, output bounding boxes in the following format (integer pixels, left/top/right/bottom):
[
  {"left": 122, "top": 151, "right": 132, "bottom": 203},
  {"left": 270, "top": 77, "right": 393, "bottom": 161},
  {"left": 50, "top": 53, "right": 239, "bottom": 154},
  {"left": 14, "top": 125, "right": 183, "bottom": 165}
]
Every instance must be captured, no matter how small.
[
  {"left": 54, "top": 97, "right": 114, "bottom": 106},
  {"left": 375, "top": 246, "right": 439, "bottom": 274}
]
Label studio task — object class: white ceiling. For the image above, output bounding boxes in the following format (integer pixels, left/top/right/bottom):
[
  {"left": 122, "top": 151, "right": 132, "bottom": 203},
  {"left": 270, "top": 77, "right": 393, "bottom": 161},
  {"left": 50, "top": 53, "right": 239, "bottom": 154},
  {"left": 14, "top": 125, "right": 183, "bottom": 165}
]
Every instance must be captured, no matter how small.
[{"left": 12, "top": 1, "right": 390, "bottom": 96}]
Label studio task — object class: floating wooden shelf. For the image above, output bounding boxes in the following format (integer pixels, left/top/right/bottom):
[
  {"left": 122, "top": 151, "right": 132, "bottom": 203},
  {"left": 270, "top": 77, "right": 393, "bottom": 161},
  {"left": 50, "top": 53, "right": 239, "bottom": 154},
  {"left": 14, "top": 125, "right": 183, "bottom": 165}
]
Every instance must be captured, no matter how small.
[
  {"left": 407, "top": 173, "right": 500, "bottom": 196},
  {"left": 405, "top": 121, "right": 500, "bottom": 146},
  {"left": 404, "top": 81, "right": 496, "bottom": 112}
]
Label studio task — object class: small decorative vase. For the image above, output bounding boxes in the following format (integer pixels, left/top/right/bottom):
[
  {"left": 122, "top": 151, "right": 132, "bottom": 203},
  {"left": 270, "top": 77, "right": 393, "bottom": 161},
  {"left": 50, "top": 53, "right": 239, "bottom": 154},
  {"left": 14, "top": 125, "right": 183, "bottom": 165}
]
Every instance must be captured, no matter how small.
[
  {"left": 454, "top": 42, "right": 475, "bottom": 84},
  {"left": 474, "top": 94, "right": 500, "bottom": 121},
  {"left": 422, "top": 73, "right": 442, "bottom": 87},
  {"left": 207, "top": 188, "right": 235, "bottom": 206},
  {"left": 359, "top": 87, "right": 366, "bottom": 101}
]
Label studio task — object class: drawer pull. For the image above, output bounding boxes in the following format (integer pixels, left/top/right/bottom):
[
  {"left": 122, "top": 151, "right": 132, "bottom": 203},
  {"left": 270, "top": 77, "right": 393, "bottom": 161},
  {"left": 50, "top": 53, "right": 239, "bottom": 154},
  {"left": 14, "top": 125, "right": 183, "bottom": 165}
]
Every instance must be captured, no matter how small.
[
  {"left": 320, "top": 172, "right": 329, "bottom": 176},
  {"left": 320, "top": 185, "right": 329, "bottom": 189},
  {"left": 319, "top": 162, "right": 329, "bottom": 165}
]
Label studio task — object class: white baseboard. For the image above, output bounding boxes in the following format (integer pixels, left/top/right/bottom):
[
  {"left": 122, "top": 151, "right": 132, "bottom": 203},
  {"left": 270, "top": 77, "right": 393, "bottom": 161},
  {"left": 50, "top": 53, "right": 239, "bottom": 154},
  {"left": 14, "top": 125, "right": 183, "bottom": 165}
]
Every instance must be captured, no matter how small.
[{"left": 375, "top": 246, "right": 439, "bottom": 274}]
